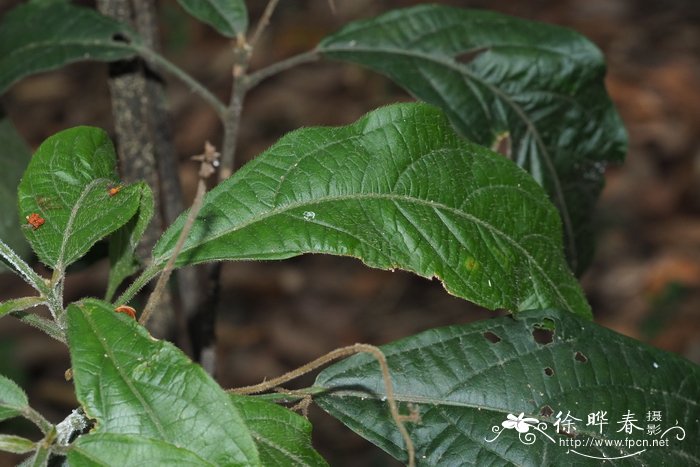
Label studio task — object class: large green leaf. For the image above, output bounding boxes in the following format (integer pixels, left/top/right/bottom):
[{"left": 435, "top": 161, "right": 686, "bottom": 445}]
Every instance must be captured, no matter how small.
[
  {"left": 17, "top": 127, "right": 142, "bottom": 271},
  {"left": 0, "top": 0, "right": 142, "bottom": 95},
  {"left": 68, "top": 434, "right": 221, "bottom": 466},
  {"left": 176, "top": 0, "right": 248, "bottom": 38},
  {"left": 106, "top": 182, "right": 154, "bottom": 301},
  {"left": 66, "top": 299, "right": 260, "bottom": 466},
  {"left": 314, "top": 309, "right": 700, "bottom": 465},
  {"left": 230, "top": 395, "right": 328, "bottom": 466},
  {"left": 154, "top": 103, "right": 590, "bottom": 317},
  {"left": 319, "top": 5, "right": 628, "bottom": 274},
  {"left": 0, "top": 110, "right": 31, "bottom": 272},
  {"left": 0, "top": 374, "right": 28, "bottom": 423}
]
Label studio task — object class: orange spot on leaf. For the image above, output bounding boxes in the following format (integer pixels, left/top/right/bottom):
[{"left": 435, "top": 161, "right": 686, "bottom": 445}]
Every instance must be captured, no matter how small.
[
  {"left": 26, "top": 213, "right": 45, "bottom": 230},
  {"left": 114, "top": 305, "right": 136, "bottom": 320}
]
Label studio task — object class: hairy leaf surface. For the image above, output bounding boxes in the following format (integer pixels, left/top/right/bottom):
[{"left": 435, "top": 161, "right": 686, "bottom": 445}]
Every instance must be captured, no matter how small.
[
  {"left": 0, "top": 374, "right": 28, "bottom": 423},
  {"left": 0, "top": 0, "right": 141, "bottom": 95},
  {"left": 106, "top": 182, "right": 154, "bottom": 301},
  {"left": 18, "top": 127, "right": 142, "bottom": 270},
  {"left": 230, "top": 395, "right": 328, "bottom": 466},
  {"left": 67, "top": 299, "right": 260, "bottom": 466},
  {"left": 315, "top": 309, "right": 700, "bottom": 465},
  {"left": 320, "top": 6, "right": 628, "bottom": 274},
  {"left": 155, "top": 104, "right": 590, "bottom": 317}
]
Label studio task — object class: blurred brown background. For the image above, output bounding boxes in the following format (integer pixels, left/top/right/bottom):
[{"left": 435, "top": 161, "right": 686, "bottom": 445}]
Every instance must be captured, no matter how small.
[{"left": 1, "top": 0, "right": 699, "bottom": 465}]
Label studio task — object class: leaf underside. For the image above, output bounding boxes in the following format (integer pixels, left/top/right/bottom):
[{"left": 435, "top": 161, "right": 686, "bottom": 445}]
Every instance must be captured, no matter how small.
[
  {"left": 155, "top": 103, "right": 590, "bottom": 318},
  {"left": 315, "top": 309, "right": 700, "bottom": 466},
  {"left": 319, "top": 5, "right": 628, "bottom": 274}
]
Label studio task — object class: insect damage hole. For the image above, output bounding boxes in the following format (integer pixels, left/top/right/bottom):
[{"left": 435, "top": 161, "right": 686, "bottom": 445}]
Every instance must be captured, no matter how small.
[
  {"left": 540, "top": 405, "right": 554, "bottom": 417},
  {"left": 483, "top": 331, "right": 501, "bottom": 344},
  {"left": 574, "top": 351, "right": 588, "bottom": 363},
  {"left": 544, "top": 367, "right": 554, "bottom": 376}
]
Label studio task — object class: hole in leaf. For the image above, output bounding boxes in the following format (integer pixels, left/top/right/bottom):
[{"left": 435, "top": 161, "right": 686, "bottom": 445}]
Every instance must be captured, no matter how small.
[
  {"left": 575, "top": 351, "right": 588, "bottom": 363},
  {"left": 532, "top": 328, "right": 554, "bottom": 345},
  {"left": 540, "top": 405, "right": 554, "bottom": 417},
  {"left": 544, "top": 367, "right": 554, "bottom": 376},
  {"left": 483, "top": 331, "right": 501, "bottom": 344},
  {"left": 454, "top": 47, "right": 489, "bottom": 65},
  {"left": 111, "top": 33, "right": 131, "bottom": 44}
]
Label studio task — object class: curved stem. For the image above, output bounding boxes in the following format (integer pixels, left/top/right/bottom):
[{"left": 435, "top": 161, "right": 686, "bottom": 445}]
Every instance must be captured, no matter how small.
[
  {"left": 114, "top": 263, "right": 161, "bottom": 306},
  {"left": 22, "top": 407, "right": 53, "bottom": 436},
  {"left": 245, "top": 50, "right": 320, "bottom": 89},
  {"left": 134, "top": 44, "right": 228, "bottom": 120},
  {"left": 0, "top": 239, "right": 50, "bottom": 296}
]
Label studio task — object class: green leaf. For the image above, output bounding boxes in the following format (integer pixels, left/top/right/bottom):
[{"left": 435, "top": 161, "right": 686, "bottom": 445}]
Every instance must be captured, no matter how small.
[
  {"left": 17, "top": 126, "right": 142, "bottom": 271},
  {"left": 319, "top": 5, "right": 628, "bottom": 274},
  {"left": 68, "top": 434, "right": 219, "bottom": 466},
  {"left": 67, "top": 299, "right": 260, "bottom": 466},
  {"left": 106, "top": 182, "right": 154, "bottom": 301},
  {"left": 0, "top": 296, "right": 45, "bottom": 319},
  {"left": 0, "top": 373, "right": 28, "bottom": 422},
  {"left": 176, "top": 0, "right": 248, "bottom": 38},
  {"left": 0, "top": 0, "right": 142, "bottom": 95},
  {"left": 314, "top": 309, "right": 700, "bottom": 465},
  {"left": 230, "top": 395, "right": 328, "bottom": 466},
  {"left": 0, "top": 110, "right": 32, "bottom": 272},
  {"left": 155, "top": 103, "right": 590, "bottom": 317},
  {"left": 0, "top": 435, "right": 34, "bottom": 454}
]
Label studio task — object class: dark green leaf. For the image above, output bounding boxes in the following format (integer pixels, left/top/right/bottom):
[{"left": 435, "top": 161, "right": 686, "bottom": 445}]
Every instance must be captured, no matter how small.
[
  {"left": 67, "top": 299, "right": 260, "bottom": 465},
  {"left": 0, "top": 434, "right": 34, "bottom": 454},
  {"left": 0, "top": 110, "right": 32, "bottom": 272},
  {"left": 314, "top": 309, "right": 700, "bottom": 465},
  {"left": 106, "top": 182, "right": 154, "bottom": 301},
  {"left": 155, "top": 103, "right": 590, "bottom": 317},
  {"left": 18, "top": 127, "right": 142, "bottom": 270},
  {"left": 230, "top": 395, "right": 328, "bottom": 466},
  {"left": 0, "top": 373, "right": 28, "bottom": 422},
  {"left": 176, "top": 0, "right": 248, "bottom": 38},
  {"left": 319, "top": 5, "right": 628, "bottom": 274},
  {"left": 0, "top": 0, "right": 142, "bottom": 95},
  {"left": 68, "top": 434, "right": 218, "bottom": 466}
]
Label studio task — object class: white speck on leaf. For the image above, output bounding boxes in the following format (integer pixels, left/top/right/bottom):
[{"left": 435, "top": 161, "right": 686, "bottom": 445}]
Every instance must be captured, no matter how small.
[
  {"left": 303, "top": 211, "right": 315, "bottom": 221},
  {"left": 348, "top": 40, "right": 357, "bottom": 47},
  {"left": 488, "top": 279, "right": 492, "bottom": 287},
  {"left": 652, "top": 362, "right": 659, "bottom": 369}
]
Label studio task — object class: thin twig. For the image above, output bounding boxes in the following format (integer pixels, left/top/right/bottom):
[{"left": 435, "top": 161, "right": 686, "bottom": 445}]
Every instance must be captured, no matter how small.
[
  {"left": 245, "top": 50, "right": 320, "bottom": 89},
  {"left": 21, "top": 406, "right": 53, "bottom": 436},
  {"left": 228, "top": 343, "right": 416, "bottom": 466},
  {"left": 10, "top": 311, "right": 66, "bottom": 344},
  {"left": 248, "top": 0, "right": 280, "bottom": 50},
  {"left": 135, "top": 45, "right": 228, "bottom": 120},
  {"left": 139, "top": 143, "right": 220, "bottom": 326}
]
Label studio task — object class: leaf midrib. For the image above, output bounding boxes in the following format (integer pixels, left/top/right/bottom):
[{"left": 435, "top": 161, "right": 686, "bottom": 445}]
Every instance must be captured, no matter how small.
[
  {"left": 157, "top": 191, "right": 572, "bottom": 312},
  {"left": 320, "top": 44, "right": 577, "bottom": 267}
]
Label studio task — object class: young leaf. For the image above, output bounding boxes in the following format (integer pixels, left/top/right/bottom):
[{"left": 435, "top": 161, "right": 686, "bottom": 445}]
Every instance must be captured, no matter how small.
[
  {"left": 176, "top": 0, "right": 248, "bottom": 38},
  {"left": 154, "top": 103, "right": 590, "bottom": 318},
  {"left": 0, "top": 435, "right": 34, "bottom": 454},
  {"left": 319, "top": 5, "right": 628, "bottom": 274},
  {"left": 0, "top": 0, "right": 142, "bottom": 95},
  {"left": 0, "top": 374, "right": 28, "bottom": 422},
  {"left": 0, "top": 297, "right": 45, "bottom": 319},
  {"left": 0, "top": 110, "right": 32, "bottom": 272},
  {"left": 17, "top": 127, "right": 142, "bottom": 271},
  {"left": 105, "top": 182, "right": 154, "bottom": 301},
  {"left": 230, "top": 395, "right": 328, "bottom": 466},
  {"left": 314, "top": 309, "right": 700, "bottom": 465},
  {"left": 66, "top": 299, "right": 260, "bottom": 465}
]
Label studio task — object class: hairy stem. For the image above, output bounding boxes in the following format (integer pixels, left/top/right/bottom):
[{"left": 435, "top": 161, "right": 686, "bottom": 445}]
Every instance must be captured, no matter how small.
[
  {"left": 229, "top": 343, "right": 416, "bottom": 466},
  {"left": 22, "top": 407, "right": 53, "bottom": 436},
  {"left": 10, "top": 311, "right": 66, "bottom": 344},
  {"left": 0, "top": 239, "right": 49, "bottom": 296},
  {"left": 249, "top": 0, "right": 280, "bottom": 50}
]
